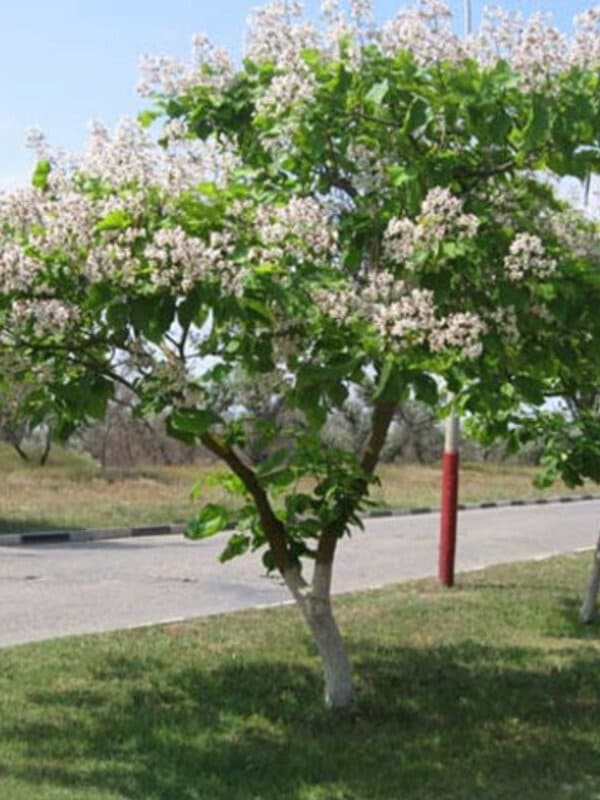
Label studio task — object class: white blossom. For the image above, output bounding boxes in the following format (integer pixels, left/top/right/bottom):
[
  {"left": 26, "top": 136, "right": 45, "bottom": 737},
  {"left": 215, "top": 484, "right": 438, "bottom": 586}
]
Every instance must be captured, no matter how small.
[
  {"left": 256, "top": 196, "right": 338, "bottom": 261},
  {"left": 145, "top": 227, "right": 239, "bottom": 293},
  {"left": 138, "top": 33, "right": 235, "bottom": 98},
  {"left": 10, "top": 299, "right": 80, "bottom": 337},
  {"left": 429, "top": 312, "right": 486, "bottom": 359},
  {"left": 384, "top": 187, "right": 479, "bottom": 268},
  {"left": 373, "top": 287, "right": 438, "bottom": 349},
  {"left": 313, "top": 285, "right": 356, "bottom": 322},
  {"left": 504, "top": 234, "right": 556, "bottom": 281},
  {"left": 377, "top": 1, "right": 465, "bottom": 66},
  {"left": 383, "top": 218, "right": 418, "bottom": 264},
  {"left": 245, "top": 2, "right": 317, "bottom": 68},
  {"left": 571, "top": 8, "right": 600, "bottom": 70},
  {"left": 255, "top": 70, "right": 317, "bottom": 116},
  {"left": 0, "top": 244, "right": 45, "bottom": 293}
]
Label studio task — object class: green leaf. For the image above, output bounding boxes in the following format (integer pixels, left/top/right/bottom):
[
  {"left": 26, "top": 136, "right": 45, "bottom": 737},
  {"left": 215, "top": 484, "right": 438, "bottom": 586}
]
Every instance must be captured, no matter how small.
[
  {"left": 138, "top": 109, "right": 161, "bottom": 128},
  {"left": 512, "top": 376, "right": 545, "bottom": 405},
  {"left": 95, "top": 210, "right": 133, "bottom": 232},
  {"left": 32, "top": 160, "right": 51, "bottom": 191},
  {"left": 167, "top": 408, "right": 222, "bottom": 442},
  {"left": 129, "top": 295, "right": 175, "bottom": 343},
  {"left": 374, "top": 358, "right": 406, "bottom": 403},
  {"left": 186, "top": 503, "right": 229, "bottom": 540},
  {"left": 387, "top": 165, "right": 416, "bottom": 187},
  {"left": 412, "top": 373, "right": 439, "bottom": 406},
  {"left": 524, "top": 98, "right": 550, "bottom": 149},
  {"left": 256, "top": 448, "right": 288, "bottom": 479},
  {"left": 365, "top": 79, "right": 389, "bottom": 107},
  {"left": 240, "top": 297, "right": 274, "bottom": 323},
  {"left": 403, "top": 97, "right": 428, "bottom": 136},
  {"left": 219, "top": 532, "right": 251, "bottom": 562}
]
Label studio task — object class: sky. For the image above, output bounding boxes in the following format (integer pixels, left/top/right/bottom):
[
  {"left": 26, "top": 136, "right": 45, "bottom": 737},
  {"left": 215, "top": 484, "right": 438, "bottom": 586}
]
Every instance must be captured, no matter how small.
[{"left": 0, "top": 0, "right": 595, "bottom": 190}]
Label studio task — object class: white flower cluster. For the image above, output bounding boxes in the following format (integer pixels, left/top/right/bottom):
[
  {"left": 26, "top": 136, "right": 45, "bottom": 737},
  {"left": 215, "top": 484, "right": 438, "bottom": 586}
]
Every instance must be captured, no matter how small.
[
  {"left": 378, "top": 0, "right": 466, "bottom": 67},
  {"left": 0, "top": 244, "right": 46, "bottom": 293},
  {"left": 131, "top": 0, "right": 600, "bottom": 134},
  {"left": 371, "top": 285, "right": 438, "bottom": 349},
  {"left": 255, "top": 196, "right": 338, "bottom": 261},
  {"left": 82, "top": 119, "right": 239, "bottom": 194},
  {"left": 504, "top": 234, "right": 557, "bottom": 282},
  {"left": 314, "top": 269, "right": 486, "bottom": 359},
  {"left": 138, "top": 32, "right": 235, "bottom": 98},
  {"left": 419, "top": 187, "right": 479, "bottom": 241},
  {"left": 10, "top": 299, "right": 80, "bottom": 337},
  {"left": 146, "top": 227, "right": 239, "bottom": 294},
  {"left": 320, "top": 0, "right": 376, "bottom": 67},
  {"left": 85, "top": 238, "right": 144, "bottom": 288},
  {"left": 245, "top": 2, "right": 316, "bottom": 67},
  {"left": 0, "top": 117, "right": 249, "bottom": 307},
  {"left": 471, "top": 6, "right": 600, "bottom": 91},
  {"left": 312, "top": 285, "right": 357, "bottom": 322},
  {"left": 572, "top": 8, "right": 600, "bottom": 70},
  {"left": 28, "top": 119, "right": 240, "bottom": 197},
  {"left": 0, "top": 187, "right": 45, "bottom": 233},
  {"left": 247, "top": 2, "right": 318, "bottom": 115},
  {"left": 429, "top": 312, "right": 487, "bottom": 359},
  {"left": 384, "top": 187, "right": 479, "bottom": 266},
  {"left": 255, "top": 70, "right": 317, "bottom": 117},
  {"left": 30, "top": 192, "right": 96, "bottom": 254}
]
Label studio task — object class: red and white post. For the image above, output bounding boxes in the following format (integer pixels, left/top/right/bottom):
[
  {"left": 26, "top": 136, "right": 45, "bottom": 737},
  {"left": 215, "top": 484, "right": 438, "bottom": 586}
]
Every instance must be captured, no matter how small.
[{"left": 439, "top": 408, "right": 460, "bottom": 587}]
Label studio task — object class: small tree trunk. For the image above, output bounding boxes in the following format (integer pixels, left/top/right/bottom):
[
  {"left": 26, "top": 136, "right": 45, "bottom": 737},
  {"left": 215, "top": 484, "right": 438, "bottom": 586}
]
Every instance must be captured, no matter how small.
[
  {"left": 284, "top": 563, "right": 356, "bottom": 712},
  {"left": 581, "top": 528, "right": 600, "bottom": 624},
  {"left": 12, "top": 441, "right": 29, "bottom": 462},
  {"left": 39, "top": 427, "right": 52, "bottom": 466}
]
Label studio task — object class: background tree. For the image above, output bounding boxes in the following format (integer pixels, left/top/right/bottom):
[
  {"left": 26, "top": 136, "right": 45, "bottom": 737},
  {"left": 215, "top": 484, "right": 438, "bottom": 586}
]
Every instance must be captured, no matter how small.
[
  {"left": 2, "top": 1, "right": 600, "bottom": 711},
  {"left": 0, "top": 353, "right": 63, "bottom": 465}
]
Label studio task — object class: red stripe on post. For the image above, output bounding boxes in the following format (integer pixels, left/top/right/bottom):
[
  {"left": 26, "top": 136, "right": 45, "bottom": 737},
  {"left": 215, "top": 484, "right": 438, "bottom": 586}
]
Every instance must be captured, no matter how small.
[{"left": 439, "top": 451, "right": 459, "bottom": 587}]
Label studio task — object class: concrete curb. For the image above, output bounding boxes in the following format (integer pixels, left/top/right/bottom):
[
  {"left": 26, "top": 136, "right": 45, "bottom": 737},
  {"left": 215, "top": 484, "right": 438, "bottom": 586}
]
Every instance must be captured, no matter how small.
[{"left": 1, "top": 493, "right": 600, "bottom": 547}]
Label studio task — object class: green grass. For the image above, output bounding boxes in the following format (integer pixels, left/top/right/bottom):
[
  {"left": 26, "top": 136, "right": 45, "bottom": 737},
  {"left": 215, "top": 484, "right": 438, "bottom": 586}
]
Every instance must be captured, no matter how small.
[
  {"left": 0, "top": 442, "right": 597, "bottom": 534},
  {"left": 1, "top": 553, "right": 600, "bottom": 799}
]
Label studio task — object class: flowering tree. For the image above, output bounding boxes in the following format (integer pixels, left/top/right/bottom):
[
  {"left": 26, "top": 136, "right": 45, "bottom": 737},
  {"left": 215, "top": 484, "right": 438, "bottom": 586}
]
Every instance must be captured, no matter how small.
[{"left": 3, "top": 0, "right": 600, "bottom": 711}]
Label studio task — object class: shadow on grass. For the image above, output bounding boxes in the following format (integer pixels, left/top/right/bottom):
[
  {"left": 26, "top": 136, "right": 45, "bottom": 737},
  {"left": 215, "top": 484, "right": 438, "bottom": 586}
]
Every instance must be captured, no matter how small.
[{"left": 4, "top": 640, "right": 600, "bottom": 800}]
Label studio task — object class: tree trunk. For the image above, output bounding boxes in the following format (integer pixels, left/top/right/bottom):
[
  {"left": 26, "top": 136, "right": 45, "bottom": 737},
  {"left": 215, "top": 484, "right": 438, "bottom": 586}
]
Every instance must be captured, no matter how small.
[
  {"left": 39, "top": 427, "right": 52, "bottom": 466},
  {"left": 12, "top": 441, "right": 29, "bottom": 462},
  {"left": 581, "top": 528, "right": 600, "bottom": 624},
  {"left": 284, "top": 563, "right": 357, "bottom": 712}
]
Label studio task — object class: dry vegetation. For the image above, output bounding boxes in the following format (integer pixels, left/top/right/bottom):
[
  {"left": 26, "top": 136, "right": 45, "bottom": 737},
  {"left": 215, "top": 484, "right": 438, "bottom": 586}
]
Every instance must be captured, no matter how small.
[{"left": 0, "top": 443, "right": 597, "bottom": 534}]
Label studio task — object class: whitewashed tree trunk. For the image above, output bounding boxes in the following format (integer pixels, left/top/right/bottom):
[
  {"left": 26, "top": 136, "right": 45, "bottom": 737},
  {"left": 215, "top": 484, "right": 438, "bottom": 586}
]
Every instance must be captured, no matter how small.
[
  {"left": 284, "top": 563, "right": 357, "bottom": 712},
  {"left": 581, "top": 529, "right": 600, "bottom": 623}
]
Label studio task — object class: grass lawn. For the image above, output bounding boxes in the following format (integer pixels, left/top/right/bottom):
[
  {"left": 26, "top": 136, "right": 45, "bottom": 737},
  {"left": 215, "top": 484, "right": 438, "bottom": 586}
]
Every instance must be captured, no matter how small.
[
  {"left": 0, "top": 443, "right": 597, "bottom": 534},
  {"left": 0, "top": 553, "right": 599, "bottom": 799}
]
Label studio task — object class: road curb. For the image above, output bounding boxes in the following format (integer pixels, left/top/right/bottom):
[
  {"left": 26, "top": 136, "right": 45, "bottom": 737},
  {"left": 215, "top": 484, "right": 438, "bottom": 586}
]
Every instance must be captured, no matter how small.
[{"left": 1, "top": 494, "right": 599, "bottom": 546}]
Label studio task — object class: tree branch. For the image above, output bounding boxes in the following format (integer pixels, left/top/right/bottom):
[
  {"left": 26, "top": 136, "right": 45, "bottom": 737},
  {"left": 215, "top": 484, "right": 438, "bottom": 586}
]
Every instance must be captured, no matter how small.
[
  {"left": 200, "top": 431, "right": 292, "bottom": 574},
  {"left": 316, "top": 399, "right": 397, "bottom": 566}
]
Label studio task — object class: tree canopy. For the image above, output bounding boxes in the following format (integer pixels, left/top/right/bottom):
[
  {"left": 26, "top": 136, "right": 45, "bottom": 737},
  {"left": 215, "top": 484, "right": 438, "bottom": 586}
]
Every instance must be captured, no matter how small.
[{"left": 2, "top": 0, "right": 600, "bottom": 708}]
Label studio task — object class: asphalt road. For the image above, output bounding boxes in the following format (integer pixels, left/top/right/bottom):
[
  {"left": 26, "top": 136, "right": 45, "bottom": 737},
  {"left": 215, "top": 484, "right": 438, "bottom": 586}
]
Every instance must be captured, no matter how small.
[{"left": 1, "top": 500, "right": 599, "bottom": 649}]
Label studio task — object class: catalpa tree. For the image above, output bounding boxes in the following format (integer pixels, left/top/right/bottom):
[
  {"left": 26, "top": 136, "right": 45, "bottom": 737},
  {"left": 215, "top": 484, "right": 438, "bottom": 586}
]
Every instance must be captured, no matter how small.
[{"left": 3, "top": 0, "right": 600, "bottom": 711}]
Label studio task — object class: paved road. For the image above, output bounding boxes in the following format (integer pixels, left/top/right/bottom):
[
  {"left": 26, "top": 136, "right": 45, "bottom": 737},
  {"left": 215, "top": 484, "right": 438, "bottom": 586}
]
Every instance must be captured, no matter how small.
[{"left": 1, "top": 500, "right": 599, "bottom": 649}]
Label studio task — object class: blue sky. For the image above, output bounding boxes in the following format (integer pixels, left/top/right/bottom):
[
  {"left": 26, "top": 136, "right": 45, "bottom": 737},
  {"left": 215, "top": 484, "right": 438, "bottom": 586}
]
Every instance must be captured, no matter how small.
[{"left": 0, "top": 1, "right": 593, "bottom": 190}]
